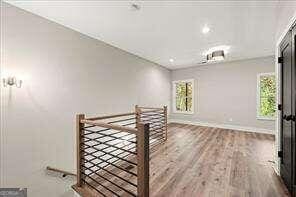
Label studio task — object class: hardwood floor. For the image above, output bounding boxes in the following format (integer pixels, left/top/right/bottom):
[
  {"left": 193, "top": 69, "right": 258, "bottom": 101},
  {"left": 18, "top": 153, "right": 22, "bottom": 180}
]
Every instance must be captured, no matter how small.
[
  {"left": 74, "top": 123, "right": 290, "bottom": 197},
  {"left": 149, "top": 123, "right": 289, "bottom": 197}
]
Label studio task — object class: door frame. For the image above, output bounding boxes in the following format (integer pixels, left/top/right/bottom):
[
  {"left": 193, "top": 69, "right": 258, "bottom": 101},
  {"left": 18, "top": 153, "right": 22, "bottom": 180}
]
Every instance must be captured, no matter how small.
[
  {"left": 292, "top": 23, "right": 296, "bottom": 196},
  {"left": 279, "top": 29, "right": 294, "bottom": 194},
  {"left": 278, "top": 21, "right": 296, "bottom": 196},
  {"left": 276, "top": 16, "right": 296, "bottom": 184}
]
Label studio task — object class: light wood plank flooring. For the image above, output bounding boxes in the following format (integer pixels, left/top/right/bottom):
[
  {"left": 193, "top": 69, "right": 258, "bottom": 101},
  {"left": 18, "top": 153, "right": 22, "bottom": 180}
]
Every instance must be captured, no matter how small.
[
  {"left": 149, "top": 123, "right": 290, "bottom": 197},
  {"left": 75, "top": 123, "right": 290, "bottom": 197}
]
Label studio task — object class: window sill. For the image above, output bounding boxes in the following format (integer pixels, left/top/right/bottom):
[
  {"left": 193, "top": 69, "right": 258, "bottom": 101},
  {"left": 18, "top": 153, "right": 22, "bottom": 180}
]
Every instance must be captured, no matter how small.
[
  {"left": 257, "top": 116, "right": 276, "bottom": 121},
  {"left": 172, "top": 111, "right": 194, "bottom": 115}
]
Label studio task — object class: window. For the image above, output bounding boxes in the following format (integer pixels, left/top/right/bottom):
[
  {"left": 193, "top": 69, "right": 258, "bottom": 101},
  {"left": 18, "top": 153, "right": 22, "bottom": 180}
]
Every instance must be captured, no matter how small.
[
  {"left": 257, "top": 73, "right": 276, "bottom": 120},
  {"left": 173, "top": 79, "right": 194, "bottom": 114}
]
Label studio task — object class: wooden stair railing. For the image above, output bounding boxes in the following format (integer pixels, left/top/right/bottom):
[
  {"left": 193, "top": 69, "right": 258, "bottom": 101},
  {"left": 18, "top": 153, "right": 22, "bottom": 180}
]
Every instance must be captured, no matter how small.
[
  {"left": 72, "top": 105, "right": 167, "bottom": 197},
  {"left": 136, "top": 106, "right": 168, "bottom": 141},
  {"left": 46, "top": 166, "right": 76, "bottom": 177}
]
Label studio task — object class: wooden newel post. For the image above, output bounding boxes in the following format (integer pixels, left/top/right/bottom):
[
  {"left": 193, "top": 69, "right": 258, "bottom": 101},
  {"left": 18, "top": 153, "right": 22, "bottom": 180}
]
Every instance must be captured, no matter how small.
[
  {"left": 164, "top": 106, "right": 168, "bottom": 141},
  {"left": 137, "top": 123, "right": 150, "bottom": 197},
  {"left": 76, "top": 114, "right": 85, "bottom": 187}
]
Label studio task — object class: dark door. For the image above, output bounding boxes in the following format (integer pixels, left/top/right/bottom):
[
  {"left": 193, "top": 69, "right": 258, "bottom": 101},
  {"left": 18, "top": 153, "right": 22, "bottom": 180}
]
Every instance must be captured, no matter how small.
[{"left": 280, "top": 29, "right": 294, "bottom": 194}]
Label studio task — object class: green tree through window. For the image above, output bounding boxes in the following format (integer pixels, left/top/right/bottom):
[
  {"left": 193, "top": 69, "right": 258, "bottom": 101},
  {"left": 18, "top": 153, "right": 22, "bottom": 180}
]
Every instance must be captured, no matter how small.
[
  {"left": 258, "top": 73, "right": 276, "bottom": 119},
  {"left": 174, "top": 80, "right": 193, "bottom": 113}
]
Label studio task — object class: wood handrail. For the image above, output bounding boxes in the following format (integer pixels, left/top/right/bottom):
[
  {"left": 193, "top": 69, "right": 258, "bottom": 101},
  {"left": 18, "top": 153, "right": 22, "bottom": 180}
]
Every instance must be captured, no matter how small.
[
  {"left": 138, "top": 106, "right": 163, "bottom": 110},
  {"left": 46, "top": 166, "right": 76, "bottom": 177},
  {"left": 86, "top": 112, "right": 135, "bottom": 121},
  {"left": 81, "top": 119, "right": 138, "bottom": 134}
]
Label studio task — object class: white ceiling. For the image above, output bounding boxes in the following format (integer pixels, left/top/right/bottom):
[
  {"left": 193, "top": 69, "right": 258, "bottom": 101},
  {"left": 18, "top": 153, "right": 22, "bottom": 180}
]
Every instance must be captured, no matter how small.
[{"left": 5, "top": 1, "right": 279, "bottom": 69}]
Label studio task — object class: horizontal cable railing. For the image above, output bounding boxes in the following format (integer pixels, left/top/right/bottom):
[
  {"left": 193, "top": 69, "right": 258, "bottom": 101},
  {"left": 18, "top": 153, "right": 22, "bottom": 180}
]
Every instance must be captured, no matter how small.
[
  {"left": 73, "top": 105, "right": 167, "bottom": 197},
  {"left": 136, "top": 106, "right": 168, "bottom": 150}
]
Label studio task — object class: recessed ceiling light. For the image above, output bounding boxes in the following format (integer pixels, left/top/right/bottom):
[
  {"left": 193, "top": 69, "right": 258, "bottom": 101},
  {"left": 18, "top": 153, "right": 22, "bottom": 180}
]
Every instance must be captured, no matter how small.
[
  {"left": 202, "top": 25, "right": 210, "bottom": 34},
  {"left": 169, "top": 59, "right": 174, "bottom": 63}
]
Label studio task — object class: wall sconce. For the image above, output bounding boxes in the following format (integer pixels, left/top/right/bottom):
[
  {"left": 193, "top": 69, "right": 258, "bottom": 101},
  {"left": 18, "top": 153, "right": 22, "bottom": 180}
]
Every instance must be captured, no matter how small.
[{"left": 2, "top": 77, "right": 22, "bottom": 88}]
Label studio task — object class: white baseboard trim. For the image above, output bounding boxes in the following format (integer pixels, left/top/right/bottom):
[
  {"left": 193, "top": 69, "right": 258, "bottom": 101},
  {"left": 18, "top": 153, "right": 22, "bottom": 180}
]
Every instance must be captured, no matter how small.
[{"left": 169, "top": 119, "right": 275, "bottom": 135}]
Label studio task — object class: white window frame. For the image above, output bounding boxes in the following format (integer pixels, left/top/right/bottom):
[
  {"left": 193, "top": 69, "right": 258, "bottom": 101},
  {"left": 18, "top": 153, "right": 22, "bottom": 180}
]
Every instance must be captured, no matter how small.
[
  {"left": 172, "top": 79, "right": 194, "bottom": 114},
  {"left": 256, "top": 72, "right": 276, "bottom": 120}
]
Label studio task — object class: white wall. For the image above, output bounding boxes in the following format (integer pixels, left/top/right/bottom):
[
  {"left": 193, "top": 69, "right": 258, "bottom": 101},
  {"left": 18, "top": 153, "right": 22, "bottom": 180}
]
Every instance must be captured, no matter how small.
[
  {"left": 274, "top": 1, "right": 296, "bottom": 174},
  {"left": 0, "top": 3, "right": 170, "bottom": 197},
  {"left": 171, "top": 56, "right": 276, "bottom": 134}
]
